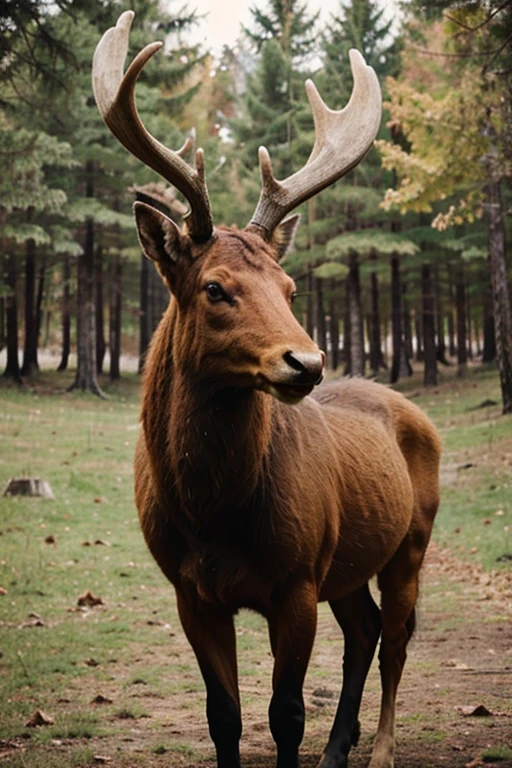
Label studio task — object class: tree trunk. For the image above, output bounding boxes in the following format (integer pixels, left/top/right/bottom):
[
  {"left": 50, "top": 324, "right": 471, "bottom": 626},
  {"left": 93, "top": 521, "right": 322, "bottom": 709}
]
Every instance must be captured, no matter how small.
[
  {"left": 306, "top": 263, "right": 315, "bottom": 340},
  {"left": 57, "top": 255, "right": 71, "bottom": 371},
  {"left": 109, "top": 254, "right": 122, "bottom": 380},
  {"left": 422, "top": 262, "right": 437, "bottom": 387},
  {"left": 329, "top": 283, "right": 340, "bottom": 371},
  {"left": 390, "top": 254, "right": 403, "bottom": 383},
  {"left": 482, "top": 268, "right": 496, "bottom": 363},
  {"left": 3, "top": 254, "right": 22, "bottom": 383},
  {"left": 369, "top": 262, "right": 384, "bottom": 375},
  {"left": 466, "top": 284, "right": 473, "bottom": 361},
  {"left": 95, "top": 245, "right": 106, "bottom": 375},
  {"left": 315, "top": 278, "right": 327, "bottom": 356},
  {"left": 347, "top": 251, "right": 365, "bottom": 377},
  {"left": 0, "top": 296, "right": 5, "bottom": 351},
  {"left": 34, "top": 256, "right": 46, "bottom": 367},
  {"left": 69, "top": 160, "right": 105, "bottom": 397},
  {"left": 343, "top": 277, "right": 351, "bottom": 375},
  {"left": 138, "top": 252, "right": 150, "bottom": 374},
  {"left": 435, "top": 263, "right": 449, "bottom": 365},
  {"left": 455, "top": 262, "right": 468, "bottom": 377},
  {"left": 403, "top": 289, "right": 413, "bottom": 367},
  {"left": 447, "top": 262, "right": 456, "bottom": 358},
  {"left": 415, "top": 312, "right": 424, "bottom": 363},
  {"left": 486, "top": 178, "right": 512, "bottom": 413},
  {"left": 21, "top": 238, "right": 37, "bottom": 376}
]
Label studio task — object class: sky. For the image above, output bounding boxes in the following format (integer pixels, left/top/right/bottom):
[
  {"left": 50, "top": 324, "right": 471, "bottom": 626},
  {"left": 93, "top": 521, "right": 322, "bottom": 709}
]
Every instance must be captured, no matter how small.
[{"left": 188, "top": 0, "right": 399, "bottom": 54}]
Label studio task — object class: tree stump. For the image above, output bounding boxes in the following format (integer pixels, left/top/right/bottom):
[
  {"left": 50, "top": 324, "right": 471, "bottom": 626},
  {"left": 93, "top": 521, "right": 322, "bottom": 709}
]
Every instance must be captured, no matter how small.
[{"left": 3, "top": 478, "right": 54, "bottom": 499}]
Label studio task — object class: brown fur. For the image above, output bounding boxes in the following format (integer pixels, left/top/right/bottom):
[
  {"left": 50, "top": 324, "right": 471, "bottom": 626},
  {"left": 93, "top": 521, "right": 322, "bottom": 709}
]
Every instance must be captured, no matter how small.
[{"left": 133, "top": 208, "right": 441, "bottom": 768}]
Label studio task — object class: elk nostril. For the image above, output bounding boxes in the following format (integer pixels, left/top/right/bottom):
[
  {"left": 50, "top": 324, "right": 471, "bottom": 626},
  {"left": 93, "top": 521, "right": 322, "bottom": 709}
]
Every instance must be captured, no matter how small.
[
  {"left": 283, "top": 350, "right": 307, "bottom": 373},
  {"left": 283, "top": 350, "right": 325, "bottom": 383}
]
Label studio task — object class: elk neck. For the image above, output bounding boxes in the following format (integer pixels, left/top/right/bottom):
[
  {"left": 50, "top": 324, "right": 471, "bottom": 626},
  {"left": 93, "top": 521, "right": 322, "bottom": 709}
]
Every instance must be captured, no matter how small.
[{"left": 140, "top": 299, "right": 274, "bottom": 532}]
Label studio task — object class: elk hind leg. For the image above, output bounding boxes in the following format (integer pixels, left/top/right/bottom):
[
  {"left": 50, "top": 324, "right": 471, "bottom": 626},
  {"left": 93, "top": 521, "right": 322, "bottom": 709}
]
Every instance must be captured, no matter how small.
[
  {"left": 369, "top": 539, "right": 425, "bottom": 768},
  {"left": 317, "top": 584, "right": 381, "bottom": 768}
]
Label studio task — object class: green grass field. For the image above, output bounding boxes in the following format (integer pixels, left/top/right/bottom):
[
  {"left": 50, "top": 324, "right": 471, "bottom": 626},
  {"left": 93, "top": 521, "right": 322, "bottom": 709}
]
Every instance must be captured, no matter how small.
[{"left": 0, "top": 364, "right": 510, "bottom": 766}]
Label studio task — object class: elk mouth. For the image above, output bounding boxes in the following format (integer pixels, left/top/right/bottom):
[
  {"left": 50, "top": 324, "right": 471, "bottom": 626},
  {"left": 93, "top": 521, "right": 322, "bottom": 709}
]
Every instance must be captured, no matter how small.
[{"left": 259, "top": 378, "right": 320, "bottom": 405}]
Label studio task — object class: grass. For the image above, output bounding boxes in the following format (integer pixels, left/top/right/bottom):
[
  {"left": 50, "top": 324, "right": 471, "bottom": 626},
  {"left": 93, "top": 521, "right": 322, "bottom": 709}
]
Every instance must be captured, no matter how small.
[{"left": 0, "top": 363, "right": 511, "bottom": 766}]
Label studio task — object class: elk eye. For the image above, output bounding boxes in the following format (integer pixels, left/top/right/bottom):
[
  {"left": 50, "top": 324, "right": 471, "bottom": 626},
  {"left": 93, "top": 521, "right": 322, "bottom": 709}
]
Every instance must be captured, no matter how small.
[{"left": 205, "top": 281, "right": 228, "bottom": 303}]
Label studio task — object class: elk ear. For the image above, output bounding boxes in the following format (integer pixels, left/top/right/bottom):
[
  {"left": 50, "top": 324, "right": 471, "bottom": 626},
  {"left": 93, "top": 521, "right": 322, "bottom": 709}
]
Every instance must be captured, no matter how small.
[
  {"left": 133, "top": 202, "right": 189, "bottom": 286},
  {"left": 271, "top": 214, "right": 301, "bottom": 261}
]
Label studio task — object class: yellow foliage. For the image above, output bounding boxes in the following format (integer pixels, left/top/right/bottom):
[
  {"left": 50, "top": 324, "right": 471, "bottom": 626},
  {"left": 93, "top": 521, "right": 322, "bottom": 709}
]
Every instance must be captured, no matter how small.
[{"left": 377, "top": 11, "right": 510, "bottom": 227}]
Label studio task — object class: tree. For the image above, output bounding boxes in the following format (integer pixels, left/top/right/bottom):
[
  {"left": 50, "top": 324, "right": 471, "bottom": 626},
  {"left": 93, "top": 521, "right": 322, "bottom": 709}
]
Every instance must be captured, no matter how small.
[
  {"left": 0, "top": 114, "right": 74, "bottom": 381},
  {"left": 378, "top": 3, "right": 512, "bottom": 411},
  {"left": 0, "top": 0, "right": 204, "bottom": 392}
]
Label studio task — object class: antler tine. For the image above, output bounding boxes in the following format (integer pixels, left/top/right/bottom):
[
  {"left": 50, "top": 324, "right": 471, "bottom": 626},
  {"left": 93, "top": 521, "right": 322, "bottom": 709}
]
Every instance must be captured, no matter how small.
[
  {"left": 249, "top": 49, "right": 382, "bottom": 237},
  {"left": 92, "top": 11, "right": 213, "bottom": 243}
]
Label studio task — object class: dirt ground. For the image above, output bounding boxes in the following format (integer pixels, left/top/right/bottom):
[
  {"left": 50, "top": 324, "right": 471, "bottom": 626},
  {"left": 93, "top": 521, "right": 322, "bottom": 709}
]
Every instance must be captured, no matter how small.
[
  {"left": 1, "top": 544, "right": 511, "bottom": 768},
  {"left": 160, "top": 544, "right": 512, "bottom": 768}
]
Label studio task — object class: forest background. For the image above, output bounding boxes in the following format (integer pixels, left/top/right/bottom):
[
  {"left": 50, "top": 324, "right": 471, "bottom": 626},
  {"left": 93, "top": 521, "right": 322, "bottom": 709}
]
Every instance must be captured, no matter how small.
[{"left": 0, "top": 0, "right": 511, "bottom": 411}]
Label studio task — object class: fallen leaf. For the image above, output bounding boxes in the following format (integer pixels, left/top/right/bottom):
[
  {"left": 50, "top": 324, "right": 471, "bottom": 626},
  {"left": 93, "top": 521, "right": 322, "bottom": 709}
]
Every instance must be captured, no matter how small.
[
  {"left": 85, "top": 658, "right": 99, "bottom": 667},
  {"left": 93, "top": 757, "right": 112, "bottom": 764},
  {"left": 77, "top": 591, "right": 104, "bottom": 608},
  {"left": 44, "top": 535, "right": 56, "bottom": 544},
  {"left": 456, "top": 704, "right": 493, "bottom": 717},
  {"left": 91, "top": 695, "right": 113, "bottom": 706},
  {"left": 0, "top": 587, "right": 7, "bottom": 596},
  {"left": 25, "top": 710, "right": 54, "bottom": 727}
]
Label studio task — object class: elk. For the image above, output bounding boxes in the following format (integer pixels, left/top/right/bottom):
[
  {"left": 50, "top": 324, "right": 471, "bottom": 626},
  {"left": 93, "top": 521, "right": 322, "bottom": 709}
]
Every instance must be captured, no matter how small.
[{"left": 93, "top": 12, "right": 441, "bottom": 768}]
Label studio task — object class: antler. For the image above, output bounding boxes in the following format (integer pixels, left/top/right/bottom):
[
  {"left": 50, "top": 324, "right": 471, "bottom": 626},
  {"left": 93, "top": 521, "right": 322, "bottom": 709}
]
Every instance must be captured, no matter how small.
[
  {"left": 249, "top": 50, "right": 382, "bottom": 237},
  {"left": 92, "top": 11, "right": 213, "bottom": 243}
]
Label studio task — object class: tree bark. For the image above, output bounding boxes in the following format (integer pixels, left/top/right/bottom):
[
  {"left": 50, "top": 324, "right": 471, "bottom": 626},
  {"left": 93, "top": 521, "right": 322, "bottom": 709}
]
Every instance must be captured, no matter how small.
[
  {"left": 306, "top": 263, "right": 315, "bottom": 340},
  {"left": 57, "top": 255, "right": 71, "bottom": 372},
  {"left": 328, "top": 284, "right": 340, "bottom": 371},
  {"left": 138, "top": 252, "right": 150, "bottom": 374},
  {"left": 0, "top": 296, "right": 5, "bottom": 352},
  {"left": 95, "top": 245, "right": 106, "bottom": 375},
  {"left": 343, "top": 277, "right": 351, "bottom": 375},
  {"left": 21, "top": 238, "right": 37, "bottom": 376},
  {"left": 369, "top": 259, "right": 384, "bottom": 374},
  {"left": 34, "top": 256, "right": 46, "bottom": 367},
  {"left": 415, "top": 312, "right": 424, "bottom": 362},
  {"left": 69, "top": 160, "right": 105, "bottom": 397},
  {"left": 315, "top": 278, "right": 327, "bottom": 356},
  {"left": 482, "top": 268, "right": 496, "bottom": 363},
  {"left": 447, "top": 263, "right": 456, "bottom": 358},
  {"left": 455, "top": 262, "right": 468, "bottom": 377},
  {"left": 3, "top": 254, "right": 22, "bottom": 383},
  {"left": 109, "top": 254, "right": 122, "bottom": 380},
  {"left": 390, "top": 254, "right": 406, "bottom": 383},
  {"left": 435, "top": 263, "right": 449, "bottom": 365},
  {"left": 486, "top": 178, "right": 512, "bottom": 413},
  {"left": 347, "top": 251, "right": 365, "bottom": 377},
  {"left": 422, "top": 262, "right": 438, "bottom": 386}
]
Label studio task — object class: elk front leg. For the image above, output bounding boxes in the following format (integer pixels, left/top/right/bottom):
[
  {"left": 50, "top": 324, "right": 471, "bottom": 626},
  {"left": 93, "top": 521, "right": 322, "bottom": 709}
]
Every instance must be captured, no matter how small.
[
  {"left": 267, "top": 578, "right": 318, "bottom": 768},
  {"left": 175, "top": 586, "right": 241, "bottom": 768}
]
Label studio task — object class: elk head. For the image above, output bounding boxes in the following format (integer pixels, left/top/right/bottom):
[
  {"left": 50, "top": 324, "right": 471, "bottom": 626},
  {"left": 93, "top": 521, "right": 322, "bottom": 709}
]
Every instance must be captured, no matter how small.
[{"left": 92, "top": 12, "right": 381, "bottom": 404}]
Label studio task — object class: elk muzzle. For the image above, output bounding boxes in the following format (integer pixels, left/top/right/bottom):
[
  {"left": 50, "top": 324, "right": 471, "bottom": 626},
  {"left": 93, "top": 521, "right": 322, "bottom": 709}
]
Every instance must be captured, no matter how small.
[{"left": 258, "top": 348, "right": 325, "bottom": 405}]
